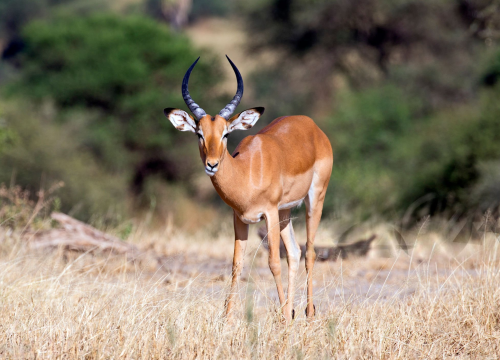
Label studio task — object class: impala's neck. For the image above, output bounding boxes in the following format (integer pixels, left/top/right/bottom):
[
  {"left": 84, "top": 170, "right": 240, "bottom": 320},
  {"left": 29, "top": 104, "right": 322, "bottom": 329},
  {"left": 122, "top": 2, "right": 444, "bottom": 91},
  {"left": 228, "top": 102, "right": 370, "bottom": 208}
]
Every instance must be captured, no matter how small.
[{"left": 210, "top": 148, "right": 246, "bottom": 212}]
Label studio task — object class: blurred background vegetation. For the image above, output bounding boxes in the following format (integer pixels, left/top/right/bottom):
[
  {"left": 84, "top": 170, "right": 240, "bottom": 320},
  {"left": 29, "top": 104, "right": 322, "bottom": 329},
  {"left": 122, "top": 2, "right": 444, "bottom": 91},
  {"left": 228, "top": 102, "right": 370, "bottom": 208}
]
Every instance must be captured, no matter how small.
[{"left": 0, "top": 0, "right": 499, "bottom": 229}]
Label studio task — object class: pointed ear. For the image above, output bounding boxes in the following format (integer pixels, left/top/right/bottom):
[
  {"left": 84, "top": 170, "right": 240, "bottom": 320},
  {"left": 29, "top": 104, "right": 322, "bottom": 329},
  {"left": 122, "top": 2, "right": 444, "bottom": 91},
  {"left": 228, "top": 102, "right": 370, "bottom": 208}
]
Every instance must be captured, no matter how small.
[
  {"left": 164, "top": 108, "right": 197, "bottom": 133},
  {"left": 228, "top": 107, "right": 265, "bottom": 133}
]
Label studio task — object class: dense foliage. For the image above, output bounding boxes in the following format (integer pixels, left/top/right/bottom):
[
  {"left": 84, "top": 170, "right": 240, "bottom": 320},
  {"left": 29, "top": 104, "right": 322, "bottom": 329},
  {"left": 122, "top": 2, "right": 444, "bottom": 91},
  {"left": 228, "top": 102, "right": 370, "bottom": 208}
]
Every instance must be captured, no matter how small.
[
  {"left": 1, "top": 13, "right": 223, "bottom": 221},
  {"left": 0, "top": 100, "right": 128, "bottom": 222},
  {"left": 240, "top": 0, "right": 497, "bottom": 104},
  {"left": 328, "top": 82, "right": 500, "bottom": 220},
  {"left": 239, "top": 0, "right": 500, "bottom": 221},
  {"left": 11, "top": 14, "right": 220, "bottom": 172},
  {"left": 1, "top": 0, "right": 500, "bottom": 224}
]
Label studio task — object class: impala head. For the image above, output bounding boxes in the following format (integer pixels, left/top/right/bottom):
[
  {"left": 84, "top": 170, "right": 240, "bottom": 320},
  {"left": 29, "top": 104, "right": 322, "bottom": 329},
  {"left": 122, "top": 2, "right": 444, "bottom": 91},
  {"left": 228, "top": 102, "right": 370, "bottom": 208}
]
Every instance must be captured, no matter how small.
[{"left": 164, "top": 56, "right": 264, "bottom": 176}]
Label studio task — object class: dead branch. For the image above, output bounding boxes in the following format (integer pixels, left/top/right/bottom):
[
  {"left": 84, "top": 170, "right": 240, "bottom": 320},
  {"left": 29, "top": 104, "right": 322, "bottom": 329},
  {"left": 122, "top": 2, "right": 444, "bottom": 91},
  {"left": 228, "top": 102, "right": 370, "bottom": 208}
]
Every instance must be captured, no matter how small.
[
  {"left": 26, "top": 212, "right": 171, "bottom": 270},
  {"left": 257, "top": 226, "right": 376, "bottom": 261},
  {"left": 29, "top": 212, "right": 140, "bottom": 256}
]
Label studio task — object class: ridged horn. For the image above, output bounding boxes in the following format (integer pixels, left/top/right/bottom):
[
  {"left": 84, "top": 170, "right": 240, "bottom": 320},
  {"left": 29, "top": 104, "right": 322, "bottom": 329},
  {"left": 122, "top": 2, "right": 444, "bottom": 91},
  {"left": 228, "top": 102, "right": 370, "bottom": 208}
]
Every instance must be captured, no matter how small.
[
  {"left": 219, "top": 55, "right": 244, "bottom": 120},
  {"left": 182, "top": 57, "right": 206, "bottom": 120}
]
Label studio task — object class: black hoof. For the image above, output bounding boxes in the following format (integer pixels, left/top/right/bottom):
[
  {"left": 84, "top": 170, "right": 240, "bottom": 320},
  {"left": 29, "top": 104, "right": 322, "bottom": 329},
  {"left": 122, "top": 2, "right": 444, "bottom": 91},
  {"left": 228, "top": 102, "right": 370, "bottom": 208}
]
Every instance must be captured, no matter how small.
[
  {"left": 292, "top": 309, "right": 295, "bottom": 319},
  {"left": 305, "top": 304, "right": 316, "bottom": 317}
]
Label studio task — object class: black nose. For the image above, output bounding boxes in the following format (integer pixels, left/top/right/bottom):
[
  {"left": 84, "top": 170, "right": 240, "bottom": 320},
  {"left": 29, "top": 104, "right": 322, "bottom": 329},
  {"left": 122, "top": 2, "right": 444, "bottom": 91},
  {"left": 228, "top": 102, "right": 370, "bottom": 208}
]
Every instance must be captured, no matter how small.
[{"left": 207, "top": 161, "right": 219, "bottom": 169}]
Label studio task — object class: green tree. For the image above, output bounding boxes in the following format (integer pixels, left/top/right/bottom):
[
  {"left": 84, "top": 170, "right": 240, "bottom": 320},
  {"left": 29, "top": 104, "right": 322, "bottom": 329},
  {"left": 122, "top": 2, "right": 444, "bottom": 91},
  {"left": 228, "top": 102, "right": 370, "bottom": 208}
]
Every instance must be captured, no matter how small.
[
  {"left": 326, "top": 85, "right": 420, "bottom": 216},
  {"left": 8, "top": 14, "right": 222, "bottom": 194},
  {"left": 326, "top": 80, "right": 500, "bottom": 221},
  {"left": 239, "top": 0, "right": 499, "bottom": 114}
]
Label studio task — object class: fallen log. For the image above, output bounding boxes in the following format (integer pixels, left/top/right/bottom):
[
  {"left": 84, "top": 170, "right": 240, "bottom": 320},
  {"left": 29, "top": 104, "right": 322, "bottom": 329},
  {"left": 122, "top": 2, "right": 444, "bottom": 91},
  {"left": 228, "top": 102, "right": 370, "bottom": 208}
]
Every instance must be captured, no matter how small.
[
  {"left": 29, "top": 212, "right": 140, "bottom": 256},
  {"left": 26, "top": 212, "right": 171, "bottom": 270},
  {"left": 257, "top": 226, "right": 376, "bottom": 261}
]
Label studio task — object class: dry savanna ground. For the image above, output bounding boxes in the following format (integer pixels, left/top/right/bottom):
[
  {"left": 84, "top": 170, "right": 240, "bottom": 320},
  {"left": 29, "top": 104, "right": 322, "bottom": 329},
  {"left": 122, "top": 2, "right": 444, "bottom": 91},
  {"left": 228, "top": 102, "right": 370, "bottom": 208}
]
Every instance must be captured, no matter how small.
[{"left": 1, "top": 203, "right": 500, "bottom": 358}]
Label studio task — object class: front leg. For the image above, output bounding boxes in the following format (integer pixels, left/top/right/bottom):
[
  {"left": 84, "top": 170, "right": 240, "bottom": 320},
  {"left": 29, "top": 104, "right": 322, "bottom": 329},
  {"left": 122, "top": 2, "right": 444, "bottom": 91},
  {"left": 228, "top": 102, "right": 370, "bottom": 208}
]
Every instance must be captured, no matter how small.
[
  {"left": 225, "top": 212, "right": 249, "bottom": 319},
  {"left": 265, "top": 210, "right": 288, "bottom": 321},
  {"left": 279, "top": 209, "right": 301, "bottom": 321}
]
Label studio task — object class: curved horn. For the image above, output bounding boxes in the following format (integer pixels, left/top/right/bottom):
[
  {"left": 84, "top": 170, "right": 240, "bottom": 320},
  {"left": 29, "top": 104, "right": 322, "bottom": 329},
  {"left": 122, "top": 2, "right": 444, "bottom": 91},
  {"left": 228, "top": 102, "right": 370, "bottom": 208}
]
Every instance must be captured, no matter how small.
[
  {"left": 219, "top": 55, "right": 244, "bottom": 120},
  {"left": 182, "top": 57, "right": 206, "bottom": 120}
]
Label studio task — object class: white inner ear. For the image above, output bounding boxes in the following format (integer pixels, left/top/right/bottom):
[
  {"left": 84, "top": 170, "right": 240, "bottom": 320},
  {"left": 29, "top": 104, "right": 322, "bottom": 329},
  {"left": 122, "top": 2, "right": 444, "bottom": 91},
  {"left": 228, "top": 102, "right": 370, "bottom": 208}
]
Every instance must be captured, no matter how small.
[
  {"left": 228, "top": 109, "right": 261, "bottom": 133},
  {"left": 168, "top": 109, "right": 196, "bottom": 133}
]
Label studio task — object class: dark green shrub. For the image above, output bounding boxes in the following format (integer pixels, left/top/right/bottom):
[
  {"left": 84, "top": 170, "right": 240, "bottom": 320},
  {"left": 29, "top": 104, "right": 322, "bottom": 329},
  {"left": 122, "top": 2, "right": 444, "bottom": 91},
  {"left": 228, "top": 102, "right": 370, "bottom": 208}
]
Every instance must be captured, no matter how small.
[
  {"left": 325, "top": 85, "right": 421, "bottom": 216},
  {"left": 325, "top": 81, "right": 500, "bottom": 221},
  {"left": 8, "top": 13, "right": 222, "bottom": 194}
]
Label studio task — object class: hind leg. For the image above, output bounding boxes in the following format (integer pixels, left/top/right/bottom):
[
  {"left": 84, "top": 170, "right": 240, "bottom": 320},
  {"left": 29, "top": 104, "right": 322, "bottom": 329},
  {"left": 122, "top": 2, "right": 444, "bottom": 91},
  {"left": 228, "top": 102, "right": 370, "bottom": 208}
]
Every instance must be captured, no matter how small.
[
  {"left": 304, "top": 174, "right": 329, "bottom": 318},
  {"left": 279, "top": 209, "right": 301, "bottom": 321}
]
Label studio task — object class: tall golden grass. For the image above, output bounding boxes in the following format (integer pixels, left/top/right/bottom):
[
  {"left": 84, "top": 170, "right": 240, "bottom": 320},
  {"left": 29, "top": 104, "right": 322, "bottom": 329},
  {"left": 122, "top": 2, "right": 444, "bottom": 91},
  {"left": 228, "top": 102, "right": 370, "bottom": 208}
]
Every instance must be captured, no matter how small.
[{"left": 1, "top": 187, "right": 500, "bottom": 358}]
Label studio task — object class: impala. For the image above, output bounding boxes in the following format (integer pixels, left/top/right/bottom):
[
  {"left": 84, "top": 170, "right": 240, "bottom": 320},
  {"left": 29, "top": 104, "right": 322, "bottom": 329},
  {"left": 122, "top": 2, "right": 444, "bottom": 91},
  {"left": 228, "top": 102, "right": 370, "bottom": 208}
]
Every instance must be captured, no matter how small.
[{"left": 164, "top": 56, "right": 333, "bottom": 322}]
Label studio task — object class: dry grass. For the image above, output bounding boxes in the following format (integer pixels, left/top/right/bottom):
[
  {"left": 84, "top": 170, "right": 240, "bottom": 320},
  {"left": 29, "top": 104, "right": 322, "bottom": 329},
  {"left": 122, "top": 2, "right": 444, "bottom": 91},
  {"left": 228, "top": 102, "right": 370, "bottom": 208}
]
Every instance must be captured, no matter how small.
[
  {"left": 1, "top": 222, "right": 500, "bottom": 359},
  {"left": 1, "top": 188, "right": 500, "bottom": 358}
]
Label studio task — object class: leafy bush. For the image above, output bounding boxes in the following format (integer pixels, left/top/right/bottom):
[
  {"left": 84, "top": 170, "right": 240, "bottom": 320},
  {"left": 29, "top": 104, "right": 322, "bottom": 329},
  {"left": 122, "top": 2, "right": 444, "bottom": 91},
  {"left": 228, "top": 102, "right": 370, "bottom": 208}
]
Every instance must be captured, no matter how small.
[
  {"left": 325, "top": 85, "right": 421, "bottom": 216},
  {"left": 398, "top": 87, "right": 500, "bottom": 219},
  {"left": 0, "top": 100, "right": 128, "bottom": 223},
  {"left": 326, "top": 81, "right": 500, "bottom": 220}
]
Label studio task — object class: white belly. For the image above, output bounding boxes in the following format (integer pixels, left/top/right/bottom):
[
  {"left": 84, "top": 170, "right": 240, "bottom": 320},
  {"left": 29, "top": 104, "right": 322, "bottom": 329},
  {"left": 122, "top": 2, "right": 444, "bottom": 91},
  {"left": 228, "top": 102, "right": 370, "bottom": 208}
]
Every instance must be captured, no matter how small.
[{"left": 278, "top": 198, "right": 304, "bottom": 210}]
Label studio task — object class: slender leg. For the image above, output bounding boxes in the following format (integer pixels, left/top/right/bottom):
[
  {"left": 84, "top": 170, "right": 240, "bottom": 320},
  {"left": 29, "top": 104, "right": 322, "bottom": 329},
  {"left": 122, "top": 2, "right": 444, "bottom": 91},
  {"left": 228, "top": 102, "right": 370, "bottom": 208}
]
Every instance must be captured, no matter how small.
[
  {"left": 304, "top": 181, "right": 327, "bottom": 318},
  {"left": 225, "top": 212, "right": 248, "bottom": 319},
  {"left": 279, "top": 209, "right": 301, "bottom": 321},
  {"left": 265, "top": 210, "right": 287, "bottom": 320}
]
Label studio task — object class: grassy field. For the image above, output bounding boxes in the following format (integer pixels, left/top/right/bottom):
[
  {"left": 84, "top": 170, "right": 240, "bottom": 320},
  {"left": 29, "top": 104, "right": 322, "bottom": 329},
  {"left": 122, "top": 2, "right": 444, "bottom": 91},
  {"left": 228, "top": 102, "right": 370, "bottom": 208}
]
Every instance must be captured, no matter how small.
[{"left": 1, "top": 197, "right": 500, "bottom": 359}]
